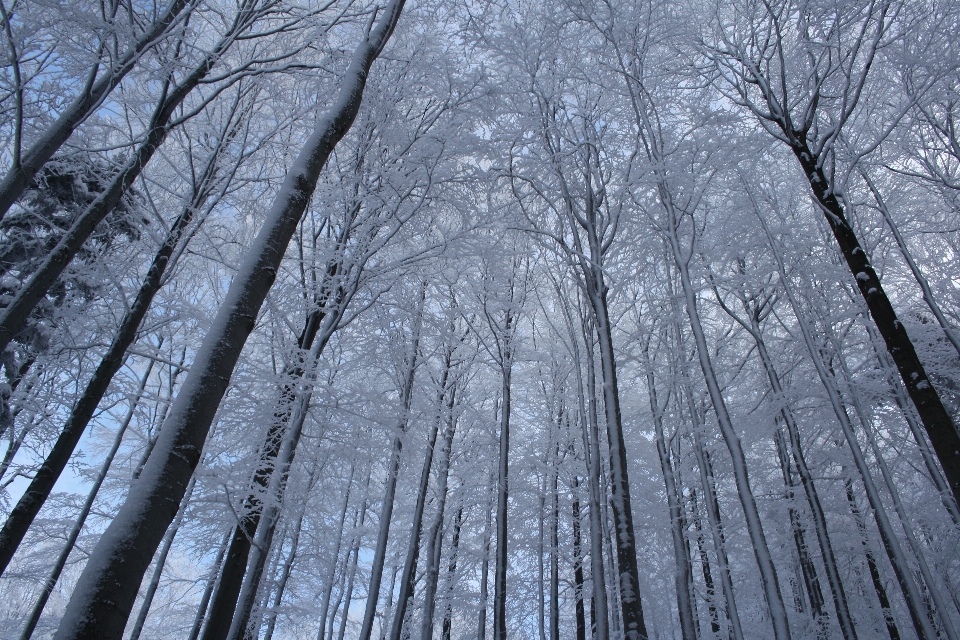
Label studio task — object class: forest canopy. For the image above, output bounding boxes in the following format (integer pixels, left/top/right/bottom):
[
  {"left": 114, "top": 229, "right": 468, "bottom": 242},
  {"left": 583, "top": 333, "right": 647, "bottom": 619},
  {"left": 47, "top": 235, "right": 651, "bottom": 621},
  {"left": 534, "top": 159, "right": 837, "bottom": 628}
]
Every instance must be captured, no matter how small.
[{"left": 0, "top": 0, "right": 958, "bottom": 639}]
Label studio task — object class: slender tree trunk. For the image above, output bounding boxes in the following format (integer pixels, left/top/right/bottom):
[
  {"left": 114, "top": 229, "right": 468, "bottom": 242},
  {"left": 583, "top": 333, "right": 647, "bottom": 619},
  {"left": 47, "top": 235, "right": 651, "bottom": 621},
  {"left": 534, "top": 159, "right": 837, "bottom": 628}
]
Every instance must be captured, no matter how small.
[
  {"left": 390, "top": 354, "right": 452, "bottom": 640},
  {"left": 846, "top": 480, "right": 900, "bottom": 640},
  {"left": 549, "top": 442, "right": 560, "bottom": 640},
  {"left": 262, "top": 457, "right": 318, "bottom": 640},
  {"left": 588, "top": 287, "right": 648, "bottom": 640},
  {"left": 747, "top": 313, "right": 857, "bottom": 640},
  {"left": 18, "top": 357, "right": 156, "bottom": 640},
  {"left": 440, "top": 506, "right": 463, "bottom": 640},
  {"left": 493, "top": 322, "right": 513, "bottom": 640},
  {"left": 419, "top": 402, "right": 458, "bottom": 640},
  {"left": 189, "top": 533, "right": 231, "bottom": 640},
  {"left": 317, "top": 464, "right": 357, "bottom": 640},
  {"left": 0, "top": 0, "right": 195, "bottom": 221},
  {"left": 665, "top": 221, "right": 791, "bottom": 640},
  {"left": 336, "top": 485, "right": 370, "bottom": 640},
  {"left": 759, "top": 210, "right": 939, "bottom": 640},
  {"left": 0, "top": 125, "right": 231, "bottom": 575},
  {"left": 571, "top": 483, "right": 587, "bottom": 640},
  {"left": 567, "top": 302, "right": 609, "bottom": 640},
  {"left": 774, "top": 430, "right": 826, "bottom": 633},
  {"left": 51, "top": 6, "right": 407, "bottom": 635},
  {"left": 690, "top": 429, "right": 744, "bottom": 640},
  {"left": 205, "top": 305, "right": 335, "bottom": 640},
  {"left": 227, "top": 324, "right": 340, "bottom": 640},
  {"left": 358, "top": 301, "right": 424, "bottom": 640},
  {"left": 478, "top": 470, "right": 494, "bottom": 640},
  {"left": 690, "top": 491, "right": 720, "bottom": 637},
  {"left": 644, "top": 340, "right": 698, "bottom": 640},
  {"left": 789, "top": 149, "right": 960, "bottom": 507}
]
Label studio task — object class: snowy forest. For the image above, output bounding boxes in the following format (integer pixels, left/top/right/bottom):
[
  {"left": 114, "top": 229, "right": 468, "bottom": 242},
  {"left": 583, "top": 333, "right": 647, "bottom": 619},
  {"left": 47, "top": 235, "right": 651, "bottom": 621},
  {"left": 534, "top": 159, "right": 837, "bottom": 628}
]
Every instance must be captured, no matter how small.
[{"left": 0, "top": 0, "right": 959, "bottom": 638}]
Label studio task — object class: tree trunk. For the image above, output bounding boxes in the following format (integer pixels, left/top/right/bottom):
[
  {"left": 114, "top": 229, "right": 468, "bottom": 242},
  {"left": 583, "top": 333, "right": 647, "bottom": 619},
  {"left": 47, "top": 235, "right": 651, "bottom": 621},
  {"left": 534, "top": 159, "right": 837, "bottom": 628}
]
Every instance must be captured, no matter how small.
[
  {"left": 774, "top": 430, "right": 826, "bottom": 632},
  {"left": 51, "top": 4, "right": 407, "bottom": 635},
  {"left": 759, "top": 210, "right": 939, "bottom": 640},
  {"left": 358, "top": 297, "right": 424, "bottom": 640},
  {"left": 0, "top": 116, "right": 233, "bottom": 576},
  {"left": 571, "top": 483, "right": 587, "bottom": 640},
  {"left": 643, "top": 340, "right": 698, "bottom": 640},
  {"left": 389, "top": 350, "right": 453, "bottom": 640},
  {"left": 316, "top": 465, "right": 357, "bottom": 640},
  {"left": 226, "top": 320, "right": 341, "bottom": 640},
  {"left": 690, "top": 491, "right": 720, "bottom": 637},
  {"left": 792, "top": 146, "right": 960, "bottom": 507},
  {"left": 128, "top": 474, "right": 198, "bottom": 640},
  {"left": 419, "top": 399, "right": 458, "bottom": 640},
  {"left": 492, "top": 319, "right": 513, "bottom": 640},
  {"left": 690, "top": 429, "right": 744, "bottom": 640},
  {"left": 440, "top": 506, "right": 464, "bottom": 640},
  {"left": 846, "top": 480, "right": 901, "bottom": 640},
  {"left": 188, "top": 533, "right": 231, "bottom": 640},
  {"left": 549, "top": 442, "right": 560, "bottom": 640},
  {"left": 588, "top": 287, "right": 648, "bottom": 640},
  {"left": 0, "top": 0, "right": 194, "bottom": 221}
]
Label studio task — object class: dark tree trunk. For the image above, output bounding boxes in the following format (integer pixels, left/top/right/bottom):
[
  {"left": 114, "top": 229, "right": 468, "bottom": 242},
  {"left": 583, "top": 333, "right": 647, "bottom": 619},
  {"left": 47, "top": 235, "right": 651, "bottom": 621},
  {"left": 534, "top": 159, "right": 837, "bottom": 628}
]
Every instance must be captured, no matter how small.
[
  {"left": 793, "top": 144, "right": 960, "bottom": 508},
  {"left": 571, "top": 484, "right": 587, "bottom": 640}
]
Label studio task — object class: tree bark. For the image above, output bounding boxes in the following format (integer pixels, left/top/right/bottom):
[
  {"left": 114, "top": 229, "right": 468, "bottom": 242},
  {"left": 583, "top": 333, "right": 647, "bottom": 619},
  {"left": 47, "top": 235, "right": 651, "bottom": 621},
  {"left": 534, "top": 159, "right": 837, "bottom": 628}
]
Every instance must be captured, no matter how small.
[
  {"left": 51, "top": 4, "right": 407, "bottom": 635},
  {"left": 571, "top": 483, "right": 587, "bottom": 640}
]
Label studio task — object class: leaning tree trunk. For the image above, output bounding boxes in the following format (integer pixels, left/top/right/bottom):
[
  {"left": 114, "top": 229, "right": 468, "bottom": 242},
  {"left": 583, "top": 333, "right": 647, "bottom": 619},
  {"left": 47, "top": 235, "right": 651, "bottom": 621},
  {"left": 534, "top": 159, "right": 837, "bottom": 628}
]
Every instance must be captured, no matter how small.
[
  {"left": 774, "top": 430, "right": 827, "bottom": 631},
  {"left": 791, "top": 145, "right": 960, "bottom": 508},
  {"left": 128, "top": 474, "right": 198, "bottom": 640},
  {"left": 418, "top": 398, "right": 458, "bottom": 640},
  {"left": 846, "top": 479, "right": 901, "bottom": 640},
  {"left": 188, "top": 533, "right": 231, "bottom": 640},
  {"left": 0, "top": 4, "right": 261, "bottom": 356},
  {"left": 51, "top": 4, "right": 407, "bottom": 636},
  {"left": 747, "top": 311, "right": 858, "bottom": 640},
  {"left": 759, "top": 210, "right": 939, "bottom": 640},
  {"left": 316, "top": 464, "right": 357, "bottom": 640},
  {"left": 643, "top": 339, "right": 698, "bottom": 640},
  {"left": 18, "top": 358, "right": 156, "bottom": 640},
  {"left": 0, "top": 118, "right": 235, "bottom": 576},
  {"left": 0, "top": 0, "right": 194, "bottom": 221},
  {"left": 203, "top": 291, "right": 339, "bottom": 640},
  {"left": 227, "top": 314, "right": 343, "bottom": 640}
]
